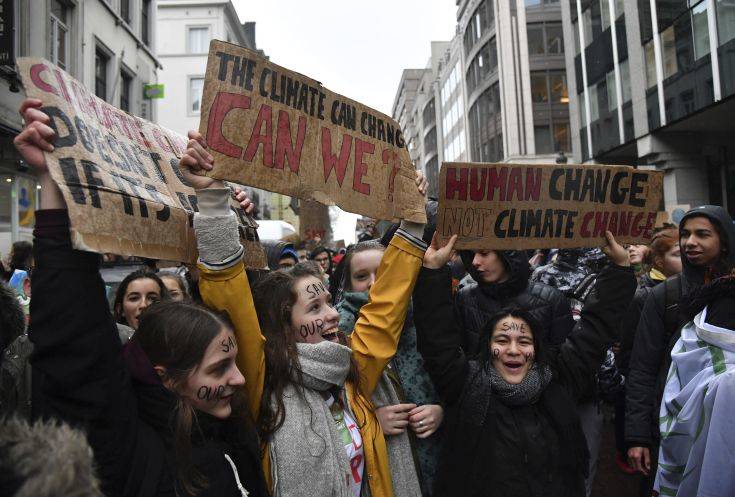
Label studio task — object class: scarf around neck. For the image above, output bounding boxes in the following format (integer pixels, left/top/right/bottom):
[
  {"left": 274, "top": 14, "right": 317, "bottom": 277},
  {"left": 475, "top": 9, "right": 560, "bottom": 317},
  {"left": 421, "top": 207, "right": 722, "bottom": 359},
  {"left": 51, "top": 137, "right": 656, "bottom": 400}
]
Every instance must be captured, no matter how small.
[
  {"left": 487, "top": 363, "right": 553, "bottom": 406},
  {"left": 269, "top": 340, "right": 355, "bottom": 497},
  {"left": 294, "top": 340, "right": 352, "bottom": 391}
]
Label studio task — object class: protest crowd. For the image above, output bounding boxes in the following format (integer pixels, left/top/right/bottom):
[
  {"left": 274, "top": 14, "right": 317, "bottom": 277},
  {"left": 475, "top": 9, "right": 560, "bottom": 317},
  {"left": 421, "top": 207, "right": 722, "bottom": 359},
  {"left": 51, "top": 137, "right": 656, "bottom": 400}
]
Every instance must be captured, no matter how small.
[{"left": 1, "top": 73, "right": 735, "bottom": 497}]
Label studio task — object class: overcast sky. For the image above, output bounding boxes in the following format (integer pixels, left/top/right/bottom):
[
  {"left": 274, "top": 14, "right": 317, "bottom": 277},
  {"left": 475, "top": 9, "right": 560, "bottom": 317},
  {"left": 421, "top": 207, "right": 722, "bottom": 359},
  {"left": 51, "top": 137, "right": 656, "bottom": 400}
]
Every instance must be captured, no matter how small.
[{"left": 232, "top": 0, "right": 458, "bottom": 116}]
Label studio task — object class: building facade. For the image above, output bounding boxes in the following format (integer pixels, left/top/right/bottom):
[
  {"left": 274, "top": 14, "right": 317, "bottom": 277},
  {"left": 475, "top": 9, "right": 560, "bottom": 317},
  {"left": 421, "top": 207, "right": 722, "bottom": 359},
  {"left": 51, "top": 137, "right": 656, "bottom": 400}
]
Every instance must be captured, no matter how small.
[
  {"left": 393, "top": 0, "right": 571, "bottom": 198},
  {"left": 459, "top": 0, "right": 571, "bottom": 164},
  {"left": 156, "top": 0, "right": 276, "bottom": 219},
  {"left": 0, "top": 0, "right": 160, "bottom": 256},
  {"left": 562, "top": 0, "right": 735, "bottom": 214}
]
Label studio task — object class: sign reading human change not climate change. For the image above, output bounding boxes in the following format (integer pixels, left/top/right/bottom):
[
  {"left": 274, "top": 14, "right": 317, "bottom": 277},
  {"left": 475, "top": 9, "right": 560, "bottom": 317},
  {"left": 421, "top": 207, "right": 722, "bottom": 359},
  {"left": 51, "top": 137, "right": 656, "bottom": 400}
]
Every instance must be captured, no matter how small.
[{"left": 437, "top": 162, "right": 664, "bottom": 250}]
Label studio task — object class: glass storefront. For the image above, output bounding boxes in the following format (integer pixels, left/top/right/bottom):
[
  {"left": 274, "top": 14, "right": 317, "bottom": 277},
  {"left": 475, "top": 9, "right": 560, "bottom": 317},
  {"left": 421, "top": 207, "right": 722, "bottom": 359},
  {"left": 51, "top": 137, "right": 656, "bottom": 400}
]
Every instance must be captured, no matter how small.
[{"left": 0, "top": 166, "right": 38, "bottom": 259}]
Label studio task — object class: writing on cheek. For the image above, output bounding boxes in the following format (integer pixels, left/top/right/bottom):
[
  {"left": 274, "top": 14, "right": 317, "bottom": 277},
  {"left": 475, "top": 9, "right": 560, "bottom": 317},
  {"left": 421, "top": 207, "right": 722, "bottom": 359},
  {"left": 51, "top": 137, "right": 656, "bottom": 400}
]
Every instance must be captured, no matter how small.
[
  {"left": 299, "top": 319, "right": 325, "bottom": 339},
  {"left": 221, "top": 335, "right": 236, "bottom": 353},
  {"left": 524, "top": 351, "right": 535, "bottom": 363},
  {"left": 305, "top": 281, "right": 327, "bottom": 298},
  {"left": 492, "top": 348, "right": 500, "bottom": 359},
  {"left": 197, "top": 385, "right": 226, "bottom": 402}
]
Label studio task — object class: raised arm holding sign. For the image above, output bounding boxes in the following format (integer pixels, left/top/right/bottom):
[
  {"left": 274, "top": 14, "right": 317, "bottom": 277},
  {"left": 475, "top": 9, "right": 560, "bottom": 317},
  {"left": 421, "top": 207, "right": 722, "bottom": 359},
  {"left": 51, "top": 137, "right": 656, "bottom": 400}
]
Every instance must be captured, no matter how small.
[{"left": 198, "top": 40, "right": 426, "bottom": 224}]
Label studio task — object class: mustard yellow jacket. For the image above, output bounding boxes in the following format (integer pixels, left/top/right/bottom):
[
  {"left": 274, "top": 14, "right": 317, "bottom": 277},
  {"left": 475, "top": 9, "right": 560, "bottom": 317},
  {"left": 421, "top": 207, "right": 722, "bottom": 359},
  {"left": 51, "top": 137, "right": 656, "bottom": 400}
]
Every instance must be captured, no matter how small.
[{"left": 199, "top": 232, "right": 425, "bottom": 497}]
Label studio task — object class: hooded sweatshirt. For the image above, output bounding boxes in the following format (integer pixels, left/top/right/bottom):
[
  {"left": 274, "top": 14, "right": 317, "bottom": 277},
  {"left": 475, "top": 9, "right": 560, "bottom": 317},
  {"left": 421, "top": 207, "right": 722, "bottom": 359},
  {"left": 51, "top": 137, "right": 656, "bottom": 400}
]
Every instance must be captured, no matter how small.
[
  {"left": 625, "top": 205, "right": 735, "bottom": 448},
  {"left": 261, "top": 240, "right": 298, "bottom": 270},
  {"left": 455, "top": 249, "right": 575, "bottom": 359}
]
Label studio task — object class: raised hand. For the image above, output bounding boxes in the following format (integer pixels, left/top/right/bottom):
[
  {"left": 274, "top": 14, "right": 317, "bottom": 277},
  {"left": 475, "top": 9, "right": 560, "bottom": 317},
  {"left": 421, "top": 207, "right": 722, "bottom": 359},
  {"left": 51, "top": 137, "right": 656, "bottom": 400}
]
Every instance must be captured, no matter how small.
[
  {"left": 179, "top": 130, "right": 223, "bottom": 190},
  {"left": 601, "top": 231, "right": 630, "bottom": 267},
  {"left": 232, "top": 187, "right": 255, "bottom": 215},
  {"left": 415, "top": 170, "right": 428, "bottom": 198},
  {"left": 14, "top": 98, "right": 65, "bottom": 209},
  {"left": 14, "top": 98, "right": 54, "bottom": 174},
  {"left": 423, "top": 232, "right": 458, "bottom": 269}
]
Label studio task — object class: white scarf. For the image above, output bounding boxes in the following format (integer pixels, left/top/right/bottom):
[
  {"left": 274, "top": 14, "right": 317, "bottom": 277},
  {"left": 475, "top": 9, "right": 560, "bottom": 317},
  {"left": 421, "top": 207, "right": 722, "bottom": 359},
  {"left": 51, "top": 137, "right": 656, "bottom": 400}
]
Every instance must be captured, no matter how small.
[{"left": 655, "top": 308, "right": 735, "bottom": 497}]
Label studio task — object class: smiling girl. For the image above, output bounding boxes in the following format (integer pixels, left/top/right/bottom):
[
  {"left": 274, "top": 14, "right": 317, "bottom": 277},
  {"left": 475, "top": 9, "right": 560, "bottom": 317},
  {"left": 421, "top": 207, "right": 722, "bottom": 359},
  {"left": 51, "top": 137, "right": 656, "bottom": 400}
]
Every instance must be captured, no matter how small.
[
  {"left": 180, "top": 129, "right": 433, "bottom": 497},
  {"left": 413, "top": 232, "right": 636, "bottom": 497}
]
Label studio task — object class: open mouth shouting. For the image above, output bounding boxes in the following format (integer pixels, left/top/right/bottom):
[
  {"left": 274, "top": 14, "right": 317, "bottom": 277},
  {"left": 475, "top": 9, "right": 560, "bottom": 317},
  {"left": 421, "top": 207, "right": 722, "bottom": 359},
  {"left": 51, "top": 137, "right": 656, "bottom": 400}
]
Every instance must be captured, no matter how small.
[{"left": 321, "top": 326, "right": 340, "bottom": 342}]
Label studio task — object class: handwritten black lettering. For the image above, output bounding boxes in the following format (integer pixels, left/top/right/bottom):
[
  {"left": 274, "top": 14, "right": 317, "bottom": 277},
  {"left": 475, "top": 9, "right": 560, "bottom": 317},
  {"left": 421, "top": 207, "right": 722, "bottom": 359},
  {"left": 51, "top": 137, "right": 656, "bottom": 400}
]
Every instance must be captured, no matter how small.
[
  {"left": 299, "top": 319, "right": 325, "bottom": 339},
  {"left": 197, "top": 385, "right": 225, "bottom": 402},
  {"left": 221, "top": 335, "right": 236, "bottom": 353},
  {"left": 305, "top": 281, "right": 327, "bottom": 298},
  {"left": 500, "top": 321, "right": 528, "bottom": 334}
]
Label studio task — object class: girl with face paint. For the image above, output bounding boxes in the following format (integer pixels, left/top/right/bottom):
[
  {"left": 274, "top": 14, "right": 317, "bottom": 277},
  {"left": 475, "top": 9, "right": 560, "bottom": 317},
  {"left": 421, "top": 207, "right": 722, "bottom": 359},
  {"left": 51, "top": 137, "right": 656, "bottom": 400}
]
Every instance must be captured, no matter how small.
[
  {"left": 16, "top": 101, "right": 268, "bottom": 497},
  {"left": 413, "top": 231, "right": 637, "bottom": 497},
  {"left": 181, "top": 130, "right": 432, "bottom": 497}
]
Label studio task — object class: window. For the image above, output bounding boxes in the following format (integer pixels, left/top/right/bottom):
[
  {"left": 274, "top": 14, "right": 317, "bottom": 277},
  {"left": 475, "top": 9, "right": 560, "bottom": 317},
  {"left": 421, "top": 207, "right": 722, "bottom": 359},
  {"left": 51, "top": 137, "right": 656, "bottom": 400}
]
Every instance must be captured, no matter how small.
[
  {"left": 588, "top": 83, "right": 600, "bottom": 122},
  {"left": 466, "top": 38, "right": 497, "bottom": 94},
  {"left": 583, "top": 8, "right": 593, "bottom": 47},
  {"left": 95, "top": 49, "right": 109, "bottom": 101},
  {"left": 189, "top": 77, "right": 204, "bottom": 114},
  {"left": 188, "top": 27, "right": 210, "bottom": 54},
  {"left": 531, "top": 73, "right": 549, "bottom": 102},
  {"left": 550, "top": 73, "right": 567, "bottom": 103},
  {"left": 120, "top": 0, "right": 131, "bottom": 24},
  {"left": 717, "top": 0, "right": 735, "bottom": 46},
  {"left": 644, "top": 40, "right": 657, "bottom": 88},
  {"left": 572, "top": 19, "right": 581, "bottom": 55},
  {"left": 661, "top": 25, "right": 678, "bottom": 79},
  {"left": 620, "top": 59, "right": 632, "bottom": 103},
  {"left": 691, "top": 2, "right": 710, "bottom": 60},
  {"left": 606, "top": 71, "right": 618, "bottom": 111},
  {"left": 120, "top": 71, "right": 132, "bottom": 112},
  {"left": 535, "top": 125, "right": 553, "bottom": 153},
  {"left": 553, "top": 122, "right": 570, "bottom": 152},
  {"left": 141, "top": 0, "right": 151, "bottom": 45},
  {"left": 531, "top": 72, "right": 567, "bottom": 103},
  {"left": 463, "top": 0, "right": 495, "bottom": 55},
  {"left": 423, "top": 99, "right": 435, "bottom": 128},
  {"left": 546, "top": 24, "right": 563, "bottom": 54},
  {"left": 525, "top": 0, "right": 541, "bottom": 6},
  {"left": 601, "top": 0, "right": 611, "bottom": 31},
  {"left": 527, "top": 24, "right": 545, "bottom": 54},
  {"left": 49, "top": 0, "right": 69, "bottom": 70},
  {"left": 528, "top": 22, "right": 564, "bottom": 55}
]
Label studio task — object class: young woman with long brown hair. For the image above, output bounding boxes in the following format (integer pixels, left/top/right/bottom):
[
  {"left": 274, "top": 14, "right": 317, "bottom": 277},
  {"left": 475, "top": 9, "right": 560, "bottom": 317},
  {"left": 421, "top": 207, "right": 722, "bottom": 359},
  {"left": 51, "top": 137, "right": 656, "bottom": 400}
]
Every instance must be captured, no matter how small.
[
  {"left": 16, "top": 98, "right": 267, "bottom": 497},
  {"left": 180, "top": 129, "right": 443, "bottom": 497}
]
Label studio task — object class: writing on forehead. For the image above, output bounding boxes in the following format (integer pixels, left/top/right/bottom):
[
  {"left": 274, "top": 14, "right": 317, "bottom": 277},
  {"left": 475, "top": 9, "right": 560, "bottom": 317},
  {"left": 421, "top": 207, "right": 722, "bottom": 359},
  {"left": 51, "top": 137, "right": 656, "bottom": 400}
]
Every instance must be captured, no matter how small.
[
  {"left": 221, "top": 335, "right": 236, "bottom": 353},
  {"left": 501, "top": 321, "right": 527, "bottom": 334},
  {"left": 197, "top": 385, "right": 225, "bottom": 402},
  {"left": 305, "top": 281, "right": 327, "bottom": 299},
  {"left": 299, "top": 319, "right": 324, "bottom": 339}
]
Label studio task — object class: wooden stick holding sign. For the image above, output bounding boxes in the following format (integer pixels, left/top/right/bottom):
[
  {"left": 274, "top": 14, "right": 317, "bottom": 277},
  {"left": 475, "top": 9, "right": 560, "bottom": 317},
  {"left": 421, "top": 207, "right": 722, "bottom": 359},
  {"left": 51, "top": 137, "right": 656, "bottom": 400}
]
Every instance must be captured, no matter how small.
[
  {"left": 436, "top": 162, "right": 664, "bottom": 250},
  {"left": 198, "top": 40, "right": 426, "bottom": 224},
  {"left": 16, "top": 57, "right": 265, "bottom": 265}
]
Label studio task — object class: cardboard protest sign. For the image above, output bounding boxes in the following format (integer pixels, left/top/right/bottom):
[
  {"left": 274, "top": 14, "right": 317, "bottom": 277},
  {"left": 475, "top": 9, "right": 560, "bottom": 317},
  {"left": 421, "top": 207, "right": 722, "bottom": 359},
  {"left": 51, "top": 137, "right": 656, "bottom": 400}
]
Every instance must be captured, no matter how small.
[
  {"left": 199, "top": 40, "right": 426, "bottom": 224},
  {"left": 17, "top": 57, "right": 265, "bottom": 266},
  {"left": 437, "top": 162, "right": 664, "bottom": 250}
]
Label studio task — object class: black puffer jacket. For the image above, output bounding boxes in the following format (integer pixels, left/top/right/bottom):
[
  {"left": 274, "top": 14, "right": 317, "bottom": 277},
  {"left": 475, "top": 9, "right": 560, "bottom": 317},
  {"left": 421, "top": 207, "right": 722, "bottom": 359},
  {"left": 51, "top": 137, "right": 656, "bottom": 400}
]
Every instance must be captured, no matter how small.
[
  {"left": 625, "top": 205, "right": 735, "bottom": 447},
  {"left": 456, "top": 250, "right": 575, "bottom": 358},
  {"left": 414, "top": 263, "right": 636, "bottom": 497}
]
